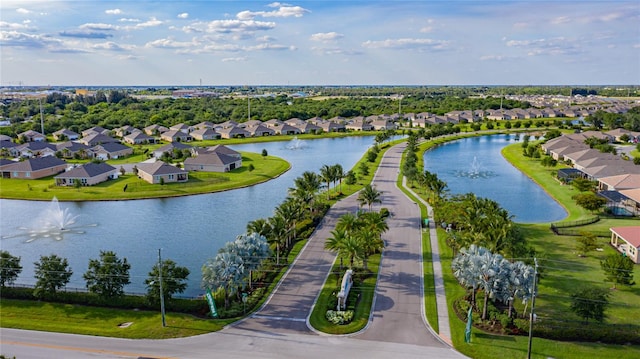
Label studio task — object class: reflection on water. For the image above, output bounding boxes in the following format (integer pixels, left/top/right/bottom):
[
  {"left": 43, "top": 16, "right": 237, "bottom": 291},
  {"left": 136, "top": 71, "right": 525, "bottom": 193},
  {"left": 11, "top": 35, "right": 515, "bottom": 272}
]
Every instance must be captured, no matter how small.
[{"left": 0, "top": 136, "right": 376, "bottom": 297}]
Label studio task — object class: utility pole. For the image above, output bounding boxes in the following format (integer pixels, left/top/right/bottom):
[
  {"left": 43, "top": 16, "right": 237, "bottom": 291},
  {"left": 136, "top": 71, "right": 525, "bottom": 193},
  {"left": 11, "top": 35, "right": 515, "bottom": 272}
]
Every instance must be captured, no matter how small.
[
  {"left": 527, "top": 258, "right": 538, "bottom": 359},
  {"left": 39, "top": 97, "right": 45, "bottom": 135},
  {"left": 158, "top": 248, "right": 166, "bottom": 327}
]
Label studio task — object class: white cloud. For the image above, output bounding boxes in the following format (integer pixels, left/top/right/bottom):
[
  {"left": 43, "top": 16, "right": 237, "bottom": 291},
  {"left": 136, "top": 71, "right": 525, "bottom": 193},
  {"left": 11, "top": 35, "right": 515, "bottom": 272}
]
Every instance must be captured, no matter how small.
[
  {"left": 16, "top": 8, "right": 32, "bottom": 14},
  {"left": 134, "top": 17, "right": 163, "bottom": 29},
  {"left": 505, "top": 37, "right": 582, "bottom": 56},
  {"left": 361, "top": 38, "right": 450, "bottom": 51},
  {"left": 145, "top": 37, "right": 195, "bottom": 49},
  {"left": 119, "top": 18, "right": 140, "bottom": 23},
  {"left": 236, "top": 4, "right": 309, "bottom": 20},
  {"left": 192, "top": 19, "right": 276, "bottom": 34},
  {"left": 105, "top": 9, "right": 122, "bottom": 15},
  {"left": 0, "top": 21, "right": 36, "bottom": 31},
  {"left": 0, "top": 30, "right": 57, "bottom": 48},
  {"left": 92, "top": 41, "right": 131, "bottom": 51},
  {"left": 80, "top": 23, "right": 117, "bottom": 31},
  {"left": 310, "top": 32, "right": 344, "bottom": 42},
  {"left": 222, "top": 56, "right": 247, "bottom": 62},
  {"left": 178, "top": 13, "right": 189, "bottom": 19},
  {"left": 550, "top": 16, "right": 571, "bottom": 25},
  {"left": 246, "top": 43, "right": 293, "bottom": 51}
]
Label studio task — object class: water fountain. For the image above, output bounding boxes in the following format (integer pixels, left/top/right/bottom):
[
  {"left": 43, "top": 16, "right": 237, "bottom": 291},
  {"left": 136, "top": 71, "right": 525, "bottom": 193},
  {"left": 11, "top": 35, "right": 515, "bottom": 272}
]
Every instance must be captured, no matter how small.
[
  {"left": 453, "top": 156, "right": 495, "bottom": 179},
  {"left": 286, "top": 136, "right": 306, "bottom": 150},
  {"left": 1, "top": 197, "right": 95, "bottom": 242}
]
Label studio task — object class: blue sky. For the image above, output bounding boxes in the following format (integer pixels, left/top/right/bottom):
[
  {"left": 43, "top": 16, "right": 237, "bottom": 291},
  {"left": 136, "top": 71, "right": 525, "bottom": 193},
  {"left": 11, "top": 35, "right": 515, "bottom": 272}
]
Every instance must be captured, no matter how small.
[{"left": 1, "top": 1, "right": 638, "bottom": 86}]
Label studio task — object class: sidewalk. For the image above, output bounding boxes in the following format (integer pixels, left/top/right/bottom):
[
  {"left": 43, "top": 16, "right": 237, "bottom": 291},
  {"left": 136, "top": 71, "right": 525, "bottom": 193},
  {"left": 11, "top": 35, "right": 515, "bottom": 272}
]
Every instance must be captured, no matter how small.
[{"left": 402, "top": 177, "right": 452, "bottom": 345}]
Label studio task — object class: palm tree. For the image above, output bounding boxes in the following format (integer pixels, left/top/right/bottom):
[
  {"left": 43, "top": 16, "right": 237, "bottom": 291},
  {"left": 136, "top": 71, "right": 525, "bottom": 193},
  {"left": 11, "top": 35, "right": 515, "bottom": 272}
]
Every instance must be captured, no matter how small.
[
  {"left": 336, "top": 213, "right": 358, "bottom": 234},
  {"left": 332, "top": 164, "right": 344, "bottom": 194},
  {"left": 234, "top": 232, "right": 271, "bottom": 290},
  {"left": 267, "top": 215, "right": 288, "bottom": 265},
  {"left": 320, "top": 164, "right": 333, "bottom": 200},
  {"left": 358, "top": 184, "right": 382, "bottom": 211},
  {"left": 201, "top": 251, "right": 245, "bottom": 308},
  {"left": 246, "top": 218, "right": 271, "bottom": 237},
  {"left": 293, "top": 171, "right": 322, "bottom": 194},
  {"left": 325, "top": 228, "right": 348, "bottom": 269},
  {"left": 355, "top": 229, "right": 383, "bottom": 270},
  {"left": 341, "top": 235, "right": 364, "bottom": 268},
  {"left": 275, "top": 199, "right": 302, "bottom": 249}
]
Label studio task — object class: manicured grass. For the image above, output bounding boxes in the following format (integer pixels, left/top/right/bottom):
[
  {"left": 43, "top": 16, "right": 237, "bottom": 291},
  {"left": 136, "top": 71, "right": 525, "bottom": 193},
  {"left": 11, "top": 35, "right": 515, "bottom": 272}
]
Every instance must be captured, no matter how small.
[
  {"left": 0, "top": 152, "right": 289, "bottom": 201},
  {"left": 308, "top": 255, "right": 381, "bottom": 334},
  {"left": 501, "top": 142, "right": 590, "bottom": 221},
  {"left": 0, "top": 298, "right": 234, "bottom": 339},
  {"left": 417, "top": 138, "right": 640, "bottom": 358}
]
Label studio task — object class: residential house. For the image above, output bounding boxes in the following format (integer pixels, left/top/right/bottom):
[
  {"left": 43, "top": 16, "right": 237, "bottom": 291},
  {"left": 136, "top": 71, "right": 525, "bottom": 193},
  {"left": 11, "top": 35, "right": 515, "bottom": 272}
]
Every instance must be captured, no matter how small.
[
  {"left": 114, "top": 125, "right": 137, "bottom": 138},
  {"left": 52, "top": 129, "right": 79, "bottom": 141},
  {"left": 263, "top": 119, "right": 284, "bottom": 128},
  {"left": 123, "top": 131, "right": 155, "bottom": 145},
  {"left": 609, "top": 226, "right": 640, "bottom": 264},
  {"left": 80, "top": 133, "right": 119, "bottom": 146},
  {"left": 190, "top": 128, "right": 220, "bottom": 141},
  {"left": 184, "top": 152, "right": 242, "bottom": 172},
  {"left": 371, "top": 119, "right": 397, "bottom": 131},
  {"left": 18, "top": 130, "right": 46, "bottom": 142},
  {"left": 606, "top": 128, "right": 640, "bottom": 143},
  {"left": 317, "top": 120, "right": 345, "bottom": 132},
  {"left": 170, "top": 123, "right": 193, "bottom": 134},
  {"left": 273, "top": 123, "right": 301, "bottom": 135},
  {"left": 54, "top": 162, "right": 118, "bottom": 186},
  {"left": 91, "top": 143, "right": 133, "bottom": 160},
  {"left": 136, "top": 160, "right": 188, "bottom": 184},
  {"left": 194, "top": 121, "right": 215, "bottom": 130},
  {"left": 0, "top": 140, "right": 20, "bottom": 157},
  {"left": 144, "top": 124, "right": 169, "bottom": 136},
  {"left": 56, "top": 141, "right": 92, "bottom": 159},
  {"left": 153, "top": 142, "right": 192, "bottom": 159},
  {"left": 82, "top": 126, "right": 109, "bottom": 137},
  {"left": 200, "top": 144, "right": 242, "bottom": 159},
  {"left": 241, "top": 120, "right": 264, "bottom": 128},
  {"left": 598, "top": 174, "right": 640, "bottom": 191},
  {"left": 217, "top": 126, "right": 250, "bottom": 139},
  {"left": 346, "top": 119, "right": 373, "bottom": 131},
  {"left": 1, "top": 156, "right": 67, "bottom": 179},
  {"left": 15, "top": 142, "right": 57, "bottom": 158},
  {"left": 160, "top": 130, "right": 192, "bottom": 143},
  {"left": 246, "top": 124, "right": 275, "bottom": 137},
  {"left": 294, "top": 122, "right": 322, "bottom": 134}
]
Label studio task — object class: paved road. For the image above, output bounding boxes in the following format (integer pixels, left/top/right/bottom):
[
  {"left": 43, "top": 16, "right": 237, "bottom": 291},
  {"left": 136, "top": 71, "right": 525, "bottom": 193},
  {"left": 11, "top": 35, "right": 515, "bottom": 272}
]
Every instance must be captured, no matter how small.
[{"left": 0, "top": 141, "right": 464, "bottom": 359}]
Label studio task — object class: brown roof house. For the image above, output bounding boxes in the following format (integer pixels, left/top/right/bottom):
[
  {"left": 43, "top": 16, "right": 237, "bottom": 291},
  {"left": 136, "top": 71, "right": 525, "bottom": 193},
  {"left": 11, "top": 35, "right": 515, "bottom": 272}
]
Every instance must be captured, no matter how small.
[
  {"left": 18, "top": 130, "right": 46, "bottom": 142},
  {"left": 610, "top": 226, "right": 640, "bottom": 264},
  {"left": 55, "top": 162, "right": 118, "bottom": 186},
  {"left": 52, "top": 129, "right": 80, "bottom": 141},
  {"left": 1, "top": 157, "right": 67, "bottom": 179},
  {"left": 123, "top": 131, "right": 155, "bottom": 145},
  {"left": 136, "top": 161, "right": 188, "bottom": 184},
  {"left": 91, "top": 143, "right": 133, "bottom": 160},
  {"left": 184, "top": 152, "right": 242, "bottom": 172},
  {"left": 190, "top": 128, "right": 220, "bottom": 141}
]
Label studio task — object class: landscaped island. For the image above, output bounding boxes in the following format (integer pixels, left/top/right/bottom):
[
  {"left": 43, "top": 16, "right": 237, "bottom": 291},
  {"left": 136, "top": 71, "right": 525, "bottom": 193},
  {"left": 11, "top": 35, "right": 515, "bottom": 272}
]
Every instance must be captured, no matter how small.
[{"left": 0, "top": 150, "right": 290, "bottom": 201}]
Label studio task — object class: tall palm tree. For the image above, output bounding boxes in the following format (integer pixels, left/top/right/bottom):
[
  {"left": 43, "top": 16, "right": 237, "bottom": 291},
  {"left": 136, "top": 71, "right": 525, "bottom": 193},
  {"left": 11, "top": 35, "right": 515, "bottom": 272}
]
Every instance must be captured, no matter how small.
[
  {"left": 325, "top": 228, "right": 348, "bottom": 269},
  {"left": 246, "top": 218, "right": 271, "bottom": 238},
  {"left": 358, "top": 184, "right": 382, "bottom": 211},
  {"left": 267, "top": 215, "right": 288, "bottom": 265},
  {"left": 293, "top": 171, "right": 322, "bottom": 194},
  {"left": 320, "top": 164, "right": 333, "bottom": 200},
  {"left": 332, "top": 164, "right": 344, "bottom": 193},
  {"left": 336, "top": 212, "right": 358, "bottom": 234},
  {"left": 275, "top": 199, "right": 302, "bottom": 249},
  {"left": 355, "top": 229, "right": 383, "bottom": 270},
  {"left": 341, "top": 235, "right": 364, "bottom": 269}
]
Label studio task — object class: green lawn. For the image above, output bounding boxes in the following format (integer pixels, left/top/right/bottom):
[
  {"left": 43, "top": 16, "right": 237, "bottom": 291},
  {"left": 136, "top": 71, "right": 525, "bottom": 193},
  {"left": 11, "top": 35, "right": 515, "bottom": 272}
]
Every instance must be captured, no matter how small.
[
  {"left": 419, "top": 140, "right": 640, "bottom": 359},
  {"left": 0, "top": 152, "right": 289, "bottom": 201},
  {"left": 0, "top": 298, "right": 234, "bottom": 339}
]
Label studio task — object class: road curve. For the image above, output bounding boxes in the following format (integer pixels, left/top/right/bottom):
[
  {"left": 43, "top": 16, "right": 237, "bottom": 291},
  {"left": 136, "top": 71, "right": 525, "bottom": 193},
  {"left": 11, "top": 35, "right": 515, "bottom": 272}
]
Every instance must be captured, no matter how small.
[{"left": 0, "top": 141, "right": 464, "bottom": 359}]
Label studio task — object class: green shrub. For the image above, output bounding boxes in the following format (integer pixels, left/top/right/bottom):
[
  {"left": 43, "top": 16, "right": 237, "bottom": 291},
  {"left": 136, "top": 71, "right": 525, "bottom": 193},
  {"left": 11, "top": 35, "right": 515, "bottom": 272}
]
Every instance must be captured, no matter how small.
[{"left": 325, "top": 310, "right": 354, "bottom": 325}]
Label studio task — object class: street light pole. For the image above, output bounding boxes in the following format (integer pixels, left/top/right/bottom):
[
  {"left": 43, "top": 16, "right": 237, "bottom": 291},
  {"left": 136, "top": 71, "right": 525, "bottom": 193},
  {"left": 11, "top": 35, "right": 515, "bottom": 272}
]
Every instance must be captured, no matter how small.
[
  {"left": 527, "top": 258, "right": 538, "bottom": 359},
  {"left": 158, "top": 248, "right": 166, "bottom": 327}
]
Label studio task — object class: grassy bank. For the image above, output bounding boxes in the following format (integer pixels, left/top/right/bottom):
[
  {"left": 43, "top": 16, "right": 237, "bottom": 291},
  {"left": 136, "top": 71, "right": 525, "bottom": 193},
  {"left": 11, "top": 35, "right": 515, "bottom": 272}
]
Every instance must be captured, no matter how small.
[
  {"left": 417, "top": 139, "right": 640, "bottom": 358},
  {"left": 0, "top": 152, "right": 289, "bottom": 201}
]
